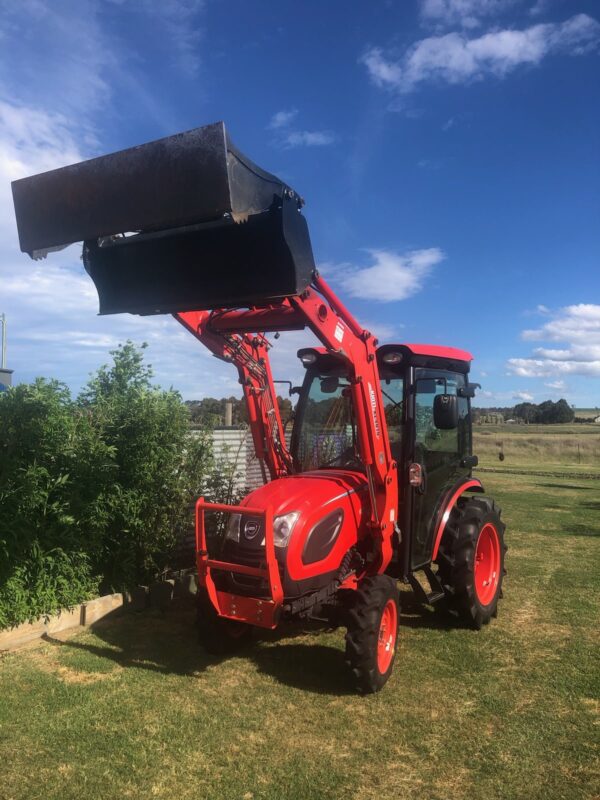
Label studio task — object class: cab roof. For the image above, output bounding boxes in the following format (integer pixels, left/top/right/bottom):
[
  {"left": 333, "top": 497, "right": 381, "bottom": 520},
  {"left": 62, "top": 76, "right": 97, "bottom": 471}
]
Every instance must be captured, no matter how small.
[
  {"left": 401, "top": 343, "right": 473, "bottom": 362},
  {"left": 377, "top": 343, "right": 473, "bottom": 374}
]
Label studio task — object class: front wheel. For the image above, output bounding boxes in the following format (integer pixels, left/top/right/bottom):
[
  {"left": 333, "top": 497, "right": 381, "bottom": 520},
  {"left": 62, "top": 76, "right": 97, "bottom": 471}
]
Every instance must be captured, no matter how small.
[
  {"left": 437, "top": 496, "right": 507, "bottom": 629},
  {"left": 196, "top": 591, "right": 253, "bottom": 655},
  {"left": 345, "top": 575, "right": 400, "bottom": 694}
]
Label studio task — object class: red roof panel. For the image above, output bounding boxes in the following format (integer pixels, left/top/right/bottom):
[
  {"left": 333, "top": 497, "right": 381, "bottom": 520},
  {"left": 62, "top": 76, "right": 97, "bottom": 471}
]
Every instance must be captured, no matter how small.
[{"left": 403, "top": 343, "right": 473, "bottom": 362}]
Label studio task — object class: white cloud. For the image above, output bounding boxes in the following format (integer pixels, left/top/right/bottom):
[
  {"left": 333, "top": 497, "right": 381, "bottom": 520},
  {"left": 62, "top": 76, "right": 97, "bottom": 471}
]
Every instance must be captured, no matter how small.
[
  {"left": 1, "top": 263, "right": 98, "bottom": 314},
  {"left": 529, "top": 0, "right": 554, "bottom": 18},
  {"left": 545, "top": 380, "right": 567, "bottom": 391},
  {"left": 268, "top": 109, "right": 335, "bottom": 149},
  {"left": 361, "top": 49, "right": 404, "bottom": 90},
  {"left": 513, "top": 390, "right": 534, "bottom": 401},
  {"left": 508, "top": 304, "right": 600, "bottom": 378},
  {"left": 508, "top": 358, "right": 600, "bottom": 378},
  {"left": 420, "top": 0, "right": 517, "bottom": 29},
  {"left": 417, "top": 157, "right": 443, "bottom": 169},
  {"left": 359, "top": 319, "right": 401, "bottom": 342},
  {"left": 138, "top": 0, "right": 204, "bottom": 77},
  {"left": 268, "top": 109, "right": 298, "bottom": 130},
  {"left": 324, "top": 247, "right": 445, "bottom": 303},
  {"left": 0, "top": 1, "right": 205, "bottom": 138},
  {"left": 283, "top": 130, "right": 336, "bottom": 148},
  {"left": 97, "top": 0, "right": 205, "bottom": 77},
  {"left": 0, "top": 2, "right": 112, "bottom": 119},
  {"left": 361, "top": 14, "right": 600, "bottom": 94}
]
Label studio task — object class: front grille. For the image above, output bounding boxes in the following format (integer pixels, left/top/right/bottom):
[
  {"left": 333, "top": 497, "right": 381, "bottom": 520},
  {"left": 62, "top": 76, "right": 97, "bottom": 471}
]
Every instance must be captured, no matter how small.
[{"left": 217, "top": 539, "right": 284, "bottom": 597}]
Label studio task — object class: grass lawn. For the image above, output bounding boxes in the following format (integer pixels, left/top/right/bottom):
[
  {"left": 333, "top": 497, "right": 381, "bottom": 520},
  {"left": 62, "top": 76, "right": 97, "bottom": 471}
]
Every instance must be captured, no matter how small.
[{"left": 1, "top": 469, "right": 599, "bottom": 799}]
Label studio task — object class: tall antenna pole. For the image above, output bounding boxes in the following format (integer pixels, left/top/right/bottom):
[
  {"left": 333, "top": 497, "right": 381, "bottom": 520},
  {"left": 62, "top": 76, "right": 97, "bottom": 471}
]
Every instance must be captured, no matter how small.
[{"left": 0, "top": 314, "right": 5, "bottom": 370}]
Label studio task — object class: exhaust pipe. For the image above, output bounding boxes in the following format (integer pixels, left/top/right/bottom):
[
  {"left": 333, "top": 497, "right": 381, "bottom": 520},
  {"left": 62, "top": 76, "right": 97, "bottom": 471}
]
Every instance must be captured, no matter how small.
[{"left": 11, "top": 122, "right": 316, "bottom": 314}]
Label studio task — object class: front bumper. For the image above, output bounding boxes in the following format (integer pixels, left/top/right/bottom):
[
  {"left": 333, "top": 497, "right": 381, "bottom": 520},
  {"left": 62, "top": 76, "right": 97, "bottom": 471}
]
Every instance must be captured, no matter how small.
[{"left": 195, "top": 498, "right": 283, "bottom": 629}]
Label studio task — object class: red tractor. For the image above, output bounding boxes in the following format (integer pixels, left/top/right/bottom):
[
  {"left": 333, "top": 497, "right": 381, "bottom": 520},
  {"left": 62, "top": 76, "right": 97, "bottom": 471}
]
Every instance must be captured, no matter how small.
[{"left": 12, "top": 122, "right": 507, "bottom": 693}]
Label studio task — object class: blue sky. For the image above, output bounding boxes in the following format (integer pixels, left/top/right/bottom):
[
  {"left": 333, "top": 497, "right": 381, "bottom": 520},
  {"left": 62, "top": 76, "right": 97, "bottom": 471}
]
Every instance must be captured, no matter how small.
[{"left": 0, "top": 0, "right": 599, "bottom": 407}]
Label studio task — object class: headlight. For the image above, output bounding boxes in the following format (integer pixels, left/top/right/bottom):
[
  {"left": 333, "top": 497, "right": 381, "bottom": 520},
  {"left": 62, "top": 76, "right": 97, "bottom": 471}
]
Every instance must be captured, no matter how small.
[
  {"left": 273, "top": 512, "right": 299, "bottom": 547},
  {"left": 225, "top": 513, "right": 241, "bottom": 542}
]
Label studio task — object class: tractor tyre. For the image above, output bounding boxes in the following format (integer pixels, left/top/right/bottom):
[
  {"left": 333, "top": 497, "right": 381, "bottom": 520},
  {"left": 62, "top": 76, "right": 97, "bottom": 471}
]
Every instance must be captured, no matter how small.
[
  {"left": 437, "top": 496, "right": 507, "bottom": 629},
  {"left": 196, "top": 591, "right": 253, "bottom": 655},
  {"left": 345, "top": 575, "right": 400, "bottom": 694}
]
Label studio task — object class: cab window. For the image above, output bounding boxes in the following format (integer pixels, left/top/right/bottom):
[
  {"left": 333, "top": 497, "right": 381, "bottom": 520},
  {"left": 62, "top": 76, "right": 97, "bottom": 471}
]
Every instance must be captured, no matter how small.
[
  {"left": 415, "top": 369, "right": 465, "bottom": 454},
  {"left": 380, "top": 374, "right": 404, "bottom": 463},
  {"left": 292, "top": 369, "right": 358, "bottom": 471}
]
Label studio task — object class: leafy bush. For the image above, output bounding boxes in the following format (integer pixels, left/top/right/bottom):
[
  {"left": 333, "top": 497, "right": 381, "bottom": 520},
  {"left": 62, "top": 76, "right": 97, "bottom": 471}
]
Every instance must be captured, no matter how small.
[
  {"left": 0, "top": 342, "right": 218, "bottom": 628},
  {"left": 79, "top": 343, "right": 193, "bottom": 589},
  {"left": 0, "top": 378, "right": 108, "bottom": 627}
]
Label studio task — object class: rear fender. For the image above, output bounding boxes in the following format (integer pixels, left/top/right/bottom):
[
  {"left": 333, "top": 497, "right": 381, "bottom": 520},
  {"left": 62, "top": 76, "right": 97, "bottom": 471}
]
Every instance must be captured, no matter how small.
[{"left": 431, "top": 479, "right": 484, "bottom": 561}]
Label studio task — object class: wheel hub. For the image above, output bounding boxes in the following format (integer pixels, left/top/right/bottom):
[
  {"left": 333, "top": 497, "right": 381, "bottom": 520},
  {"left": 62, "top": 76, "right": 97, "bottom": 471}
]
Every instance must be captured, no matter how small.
[
  {"left": 474, "top": 522, "right": 501, "bottom": 606},
  {"left": 377, "top": 599, "right": 398, "bottom": 674}
]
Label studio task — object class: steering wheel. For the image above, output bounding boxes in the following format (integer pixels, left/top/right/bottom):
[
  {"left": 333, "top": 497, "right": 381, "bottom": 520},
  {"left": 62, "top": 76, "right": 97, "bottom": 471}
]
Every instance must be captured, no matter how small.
[{"left": 319, "top": 447, "right": 361, "bottom": 469}]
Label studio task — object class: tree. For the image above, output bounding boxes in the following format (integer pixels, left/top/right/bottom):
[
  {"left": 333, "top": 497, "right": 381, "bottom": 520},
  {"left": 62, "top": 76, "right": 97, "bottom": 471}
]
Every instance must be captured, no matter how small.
[
  {"left": 551, "top": 399, "right": 575, "bottom": 423},
  {"left": 512, "top": 398, "right": 575, "bottom": 424},
  {"left": 513, "top": 402, "right": 537, "bottom": 423}
]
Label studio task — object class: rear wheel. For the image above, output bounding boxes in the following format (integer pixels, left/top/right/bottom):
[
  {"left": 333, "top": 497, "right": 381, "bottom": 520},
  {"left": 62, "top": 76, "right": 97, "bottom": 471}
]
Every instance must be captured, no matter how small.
[
  {"left": 196, "top": 591, "right": 253, "bottom": 654},
  {"left": 437, "top": 496, "right": 507, "bottom": 629},
  {"left": 345, "top": 575, "right": 400, "bottom": 694}
]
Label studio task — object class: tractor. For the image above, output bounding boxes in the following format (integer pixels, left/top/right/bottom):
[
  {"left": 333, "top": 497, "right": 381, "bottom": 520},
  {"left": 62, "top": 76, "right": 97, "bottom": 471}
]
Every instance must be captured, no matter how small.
[{"left": 12, "top": 122, "right": 506, "bottom": 693}]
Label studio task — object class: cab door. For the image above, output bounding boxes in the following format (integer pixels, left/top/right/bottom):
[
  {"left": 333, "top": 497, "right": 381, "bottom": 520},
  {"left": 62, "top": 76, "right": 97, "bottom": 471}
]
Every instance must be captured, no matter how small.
[{"left": 410, "top": 369, "right": 469, "bottom": 569}]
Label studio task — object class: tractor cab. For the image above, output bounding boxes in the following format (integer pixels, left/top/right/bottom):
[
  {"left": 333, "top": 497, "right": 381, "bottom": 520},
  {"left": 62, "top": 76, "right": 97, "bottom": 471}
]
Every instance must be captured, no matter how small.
[
  {"left": 289, "top": 342, "right": 479, "bottom": 578},
  {"left": 377, "top": 344, "right": 478, "bottom": 573}
]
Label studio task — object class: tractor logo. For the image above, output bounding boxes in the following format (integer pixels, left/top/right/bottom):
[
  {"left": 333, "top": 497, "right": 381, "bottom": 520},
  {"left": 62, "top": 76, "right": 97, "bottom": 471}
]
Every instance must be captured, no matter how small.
[
  {"left": 368, "top": 382, "right": 381, "bottom": 439},
  {"left": 244, "top": 519, "right": 261, "bottom": 540}
]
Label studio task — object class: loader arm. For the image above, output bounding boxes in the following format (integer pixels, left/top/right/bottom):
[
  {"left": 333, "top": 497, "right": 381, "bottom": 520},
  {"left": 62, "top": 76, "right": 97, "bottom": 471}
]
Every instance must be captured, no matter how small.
[
  {"left": 175, "top": 310, "right": 292, "bottom": 481},
  {"left": 176, "top": 273, "right": 399, "bottom": 574}
]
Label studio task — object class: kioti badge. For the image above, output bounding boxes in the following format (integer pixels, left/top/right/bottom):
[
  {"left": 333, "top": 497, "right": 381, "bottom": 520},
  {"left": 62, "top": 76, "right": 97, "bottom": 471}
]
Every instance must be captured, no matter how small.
[{"left": 243, "top": 519, "right": 261, "bottom": 540}]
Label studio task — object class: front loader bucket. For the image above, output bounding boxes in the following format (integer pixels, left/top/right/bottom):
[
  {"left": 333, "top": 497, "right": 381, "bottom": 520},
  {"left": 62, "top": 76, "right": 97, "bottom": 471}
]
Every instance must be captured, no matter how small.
[{"left": 11, "top": 122, "right": 316, "bottom": 314}]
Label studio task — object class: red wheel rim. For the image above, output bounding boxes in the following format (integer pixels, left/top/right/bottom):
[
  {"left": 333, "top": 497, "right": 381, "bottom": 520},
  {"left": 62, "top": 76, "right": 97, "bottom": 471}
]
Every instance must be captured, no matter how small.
[
  {"left": 474, "top": 523, "right": 501, "bottom": 606},
  {"left": 377, "top": 598, "right": 398, "bottom": 674}
]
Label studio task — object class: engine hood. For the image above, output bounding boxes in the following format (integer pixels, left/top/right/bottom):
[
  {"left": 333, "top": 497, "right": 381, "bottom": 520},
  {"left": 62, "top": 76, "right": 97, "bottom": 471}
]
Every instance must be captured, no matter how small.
[
  {"left": 242, "top": 470, "right": 368, "bottom": 519},
  {"left": 228, "top": 470, "right": 370, "bottom": 586}
]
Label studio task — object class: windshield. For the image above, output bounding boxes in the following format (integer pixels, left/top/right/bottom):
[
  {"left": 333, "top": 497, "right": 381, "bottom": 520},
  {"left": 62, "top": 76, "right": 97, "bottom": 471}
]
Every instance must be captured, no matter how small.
[{"left": 291, "top": 369, "right": 359, "bottom": 471}]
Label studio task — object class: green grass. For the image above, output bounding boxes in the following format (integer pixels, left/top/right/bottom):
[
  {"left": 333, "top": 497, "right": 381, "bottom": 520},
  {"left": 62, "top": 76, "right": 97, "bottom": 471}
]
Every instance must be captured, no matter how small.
[{"left": 1, "top": 471, "right": 599, "bottom": 799}]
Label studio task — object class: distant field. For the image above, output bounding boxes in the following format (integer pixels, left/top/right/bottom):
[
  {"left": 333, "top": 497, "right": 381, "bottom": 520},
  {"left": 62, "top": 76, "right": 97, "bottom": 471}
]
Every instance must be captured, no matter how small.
[
  {"left": 574, "top": 408, "right": 600, "bottom": 419},
  {"left": 474, "top": 423, "right": 600, "bottom": 473}
]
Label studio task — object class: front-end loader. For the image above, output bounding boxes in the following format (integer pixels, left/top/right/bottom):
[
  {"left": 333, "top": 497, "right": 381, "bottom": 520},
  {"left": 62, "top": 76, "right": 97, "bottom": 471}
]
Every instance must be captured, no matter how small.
[{"left": 12, "top": 122, "right": 506, "bottom": 693}]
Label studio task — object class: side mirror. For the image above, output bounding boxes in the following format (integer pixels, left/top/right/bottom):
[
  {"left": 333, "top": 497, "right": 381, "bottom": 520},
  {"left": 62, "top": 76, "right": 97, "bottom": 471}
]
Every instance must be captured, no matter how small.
[
  {"left": 458, "top": 383, "right": 481, "bottom": 398},
  {"left": 433, "top": 394, "right": 458, "bottom": 430},
  {"left": 320, "top": 376, "right": 339, "bottom": 394},
  {"left": 416, "top": 378, "right": 437, "bottom": 394}
]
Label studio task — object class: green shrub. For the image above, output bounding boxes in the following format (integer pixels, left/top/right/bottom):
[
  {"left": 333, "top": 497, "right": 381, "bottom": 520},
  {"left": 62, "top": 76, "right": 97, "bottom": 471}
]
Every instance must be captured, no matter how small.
[
  {"left": 0, "top": 378, "right": 108, "bottom": 627},
  {"left": 0, "top": 342, "right": 217, "bottom": 628}
]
